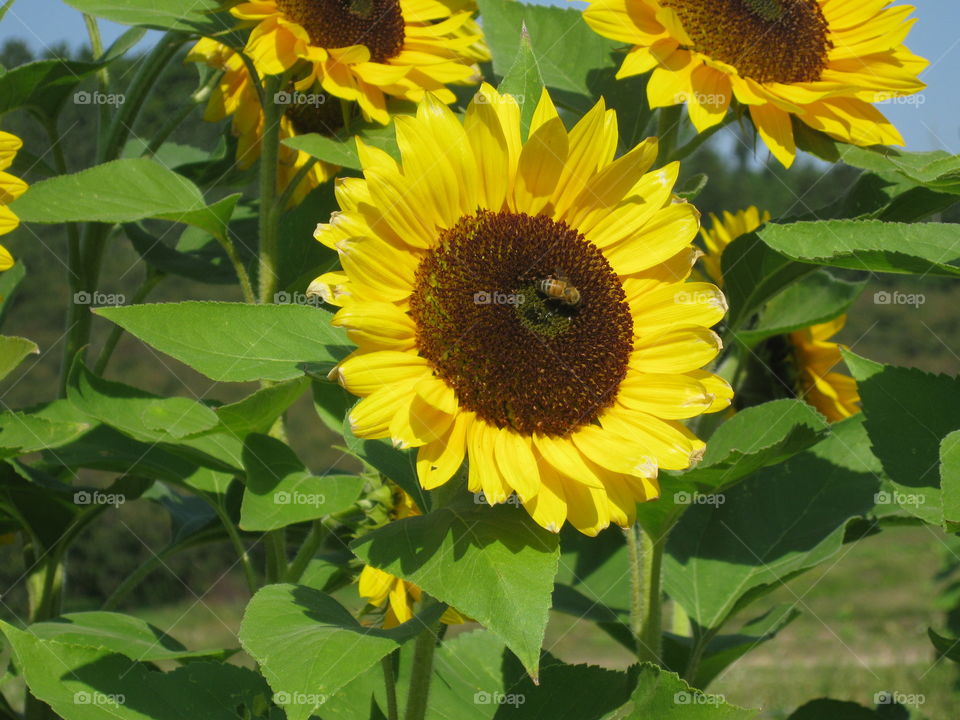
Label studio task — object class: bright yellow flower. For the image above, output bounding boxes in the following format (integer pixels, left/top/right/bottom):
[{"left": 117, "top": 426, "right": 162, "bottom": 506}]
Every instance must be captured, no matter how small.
[
  {"left": 0, "top": 132, "right": 27, "bottom": 271},
  {"left": 699, "top": 207, "right": 859, "bottom": 422},
  {"left": 357, "top": 490, "right": 466, "bottom": 627},
  {"left": 583, "top": 0, "right": 928, "bottom": 167},
  {"left": 230, "top": 0, "right": 488, "bottom": 125},
  {"left": 317, "top": 84, "right": 732, "bottom": 536},
  {"left": 187, "top": 38, "right": 338, "bottom": 207}
]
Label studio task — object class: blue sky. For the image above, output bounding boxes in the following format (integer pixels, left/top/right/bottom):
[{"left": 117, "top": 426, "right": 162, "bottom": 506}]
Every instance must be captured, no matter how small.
[{"left": 2, "top": 0, "right": 958, "bottom": 153}]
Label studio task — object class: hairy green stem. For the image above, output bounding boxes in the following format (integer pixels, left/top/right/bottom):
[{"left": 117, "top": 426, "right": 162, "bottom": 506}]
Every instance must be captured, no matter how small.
[
  {"left": 257, "top": 74, "right": 284, "bottom": 304},
  {"left": 265, "top": 529, "right": 287, "bottom": 584},
  {"left": 638, "top": 528, "right": 666, "bottom": 665},
  {"left": 624, "top": 525, "right": 644, "bottom": 651},
  {"left": 382, "top": 652, "right": 400, "bottom": 720},
  {"left": 404, "top": 615, "right": 441, "bottom": 720},
  {"left": 684, "top": 627, "right": 720, "bottom": 683},
  {"left": 212, "top": 500, "right": 258, "bottom": 594},
  {"left": 274, "top": 156, "right": 319, "bottom": 211},
  {"left": 284, "top": 520, "right": 328, "bottom": 583},
  {"left": 217, "top": 233, "right": 256, "bottom": 304}
]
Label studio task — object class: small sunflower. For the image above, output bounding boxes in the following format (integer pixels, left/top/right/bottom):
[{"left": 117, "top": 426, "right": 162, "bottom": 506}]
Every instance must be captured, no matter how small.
[
  {"left": 230, "top": 0, "right": 488, "bottom": 125},
  {"left": 187, "top": 38, "right": 340, "bottom": 207},
  {"left": 583, "top": 0, "right": 928, "bottom": 167},
  {"left": 317, "top": 85, "right": 731, "bottom": 536},
  {"left": 699, "top": 207, "right": 859, "bottom": 422},
  {"left": 0, "top": 132, "right": 28, "bottom": 271},
  {"left": 358, "top": 489, "right": 466, "bottom": 627}
]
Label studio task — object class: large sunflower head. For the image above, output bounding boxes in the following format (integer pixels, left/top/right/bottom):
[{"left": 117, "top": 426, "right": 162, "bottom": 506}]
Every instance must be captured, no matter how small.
[
  {"left": 187, "top": 38, "right": 340, "bottom": 207},
  {"left": 317, "top": 85, "right": 732, "bottom": 536},
  {"left": 358, "top": 488, "right": 467, "bottom": 627},
  {"left": 699, "top": 207, "right": 859, "bottom": 422},
  {"left": 0, "top": 131, "right": 27, "bottom": 271},
  {"left": 583, "top": 0, "right": 928, "bottom": 167},
  {"left": 230, "top": 0, "right": 488, "bottom": 125}
]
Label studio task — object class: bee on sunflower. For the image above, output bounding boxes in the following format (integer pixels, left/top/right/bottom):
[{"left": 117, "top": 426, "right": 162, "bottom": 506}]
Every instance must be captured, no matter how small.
[
  {"left": 316, "top": 84, "right": 732, "bottom": 536},
  {"left": 229, "top": 0, "right": 488, "bottom": 125},
  {"left": 0, "top": 132, "right": 28, "bottom": 272},
  {"left": 583, "top": 0, "right": 928, "bottom": 167},
  {"left": 358, "top": 488, "right": 466, "bottom": 627},
  {"left": 698, "top": 207, "right": 859, "bottom": 421}
]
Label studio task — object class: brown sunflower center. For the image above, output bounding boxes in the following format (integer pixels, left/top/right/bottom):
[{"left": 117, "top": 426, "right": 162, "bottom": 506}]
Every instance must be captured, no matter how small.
[
  {"left": 663, "top": 0, "right": 832, "bottom": 83},
  {"left": 276, "top": 0, "right": 405, "bottom": 63},
  {"left": 409, "top": 210, "right": 634, "bottom": 437}
]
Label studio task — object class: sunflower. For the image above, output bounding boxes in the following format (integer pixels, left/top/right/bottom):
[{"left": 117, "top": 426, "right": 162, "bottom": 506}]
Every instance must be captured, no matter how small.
[
  {"left": 187, "top": 38, "right": 339, "bottom": 207},
  {"left": 0, "top": 132, "right": 27, "bottom": 271},
  {"left": 358, "top": 489, "right": 466, "bottom": 627},
  {"left": 698, "top": 207, "right": 859, "bottom": 422},
  {"left": 582, "top": 0, "right": 928, "bottom": 167},
  {"left": 229, "top": 0, "right": 487, "bottom": 125},
  {"left": 316, "top": 84, "right": 731, "bottom": 536}
]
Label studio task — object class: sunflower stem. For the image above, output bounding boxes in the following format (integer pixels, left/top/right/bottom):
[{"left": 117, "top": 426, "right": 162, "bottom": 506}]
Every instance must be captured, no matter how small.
[
  {"left": 628, "top": 524, "right": 666, "bottom": 665},
  {"left": 382, "top": 651, "right": 400, "bottom": 720},
  {"left": 667, "top": 114, "right": 735, "bottom": 163},
  {"left": 284, "top": 519, "right": 328, "bottom": 583},
  {"left": 404, "top": 612, "right": 441, "bottom": 720},
  {"left": 258, "top": 73, "right": 284, "bottom": 304},
  {"left": 274, "top": 156, "right": 319, "bottom": 211}
]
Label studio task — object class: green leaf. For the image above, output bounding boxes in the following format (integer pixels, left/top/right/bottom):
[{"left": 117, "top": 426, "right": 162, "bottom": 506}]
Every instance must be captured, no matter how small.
[
  {"left": 343, "top": 403, "right": 430, "bottom": 512},
  {"left": 928, "top": 627, "right": 960, "bottom": 663},
  {"left": 736, "top": 270, "right": 866, "bottom": 347},
  {"left": 623, "top": 663, "right": 758, "bottom": 718},
  {"left": 0, "top": 58, "right": 107, "bottom": 118},
  {"left": 95, "top": 302, "right": 351, "bottom": 382},
  {"left": 477, "top": 0, "right": 617, "bottom": 104},
  {"left": 240, "top": 434, "right": 364, "bottom": 531},
  {"left": 283, "top": 125, "right": 399, "bottom": 171},
  {"left": 664, "top": 450, "right": 878, "bottom": 631},
  {"left": 663, "top": 605, "right": 800, "bottom": 689},
  {"left": 0, "top": 412, "right": 91, "bottom": 456},
  {"left": 29, "top": 612, "right": 232, "bottom": 662},
  {"left": 10, "top": 159, "right": 236, "bottom": 240},
  {"left": 497, "top": 24, "right": 544, "bottom": 141},
  {"left": 0, "top": 335, "right": 37, "bottom": 382},
  {"left": 0, "top": 260, "right": 26, "bottom": 327},
  {"left": 351, "top": 503, "right": 559, "bottom": 677},
  {"left": 721, "top": 232, "right": 813, "bottom": 331},
  {"left": 941, "top": 431, "right": 960, "bottom": 533},
  {"left": 758, "top": 220, "right": 960, "bottom": 277},
  {"left": 215, "top": 377, "right": 309, "bottom": 437},
  {"left": 61, "top": 0, "right": 230, "bottom": 34},
  {"left": 844, "top": 350, "right": 960, "bottom": 526},
  {"left": 0, "top": 620, "right": 270, "bottom": 720},
  {"left": 124, "top": 222, "right": 239, "bottom": 284},
  {"left": 239, "top": 584, "right": 444, "bottom": 720}
]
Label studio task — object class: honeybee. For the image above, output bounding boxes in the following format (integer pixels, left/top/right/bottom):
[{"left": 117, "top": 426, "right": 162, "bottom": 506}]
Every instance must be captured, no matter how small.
[{"left": 537, "top": 273, "right": 581, "bottom": 307}]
